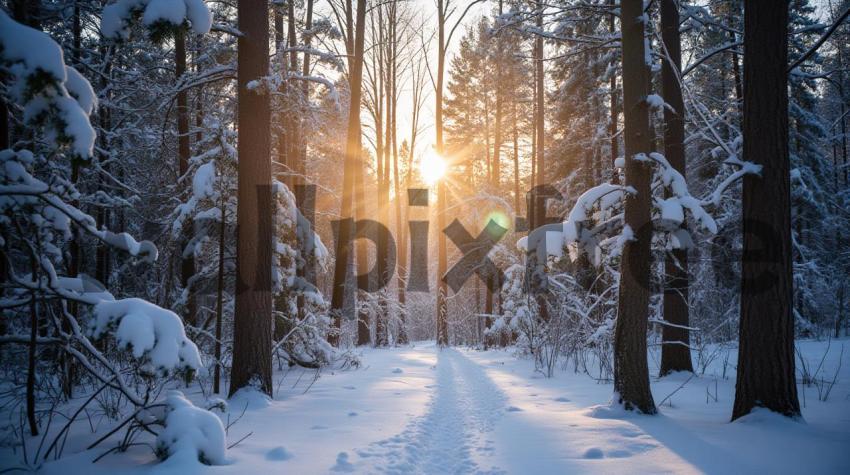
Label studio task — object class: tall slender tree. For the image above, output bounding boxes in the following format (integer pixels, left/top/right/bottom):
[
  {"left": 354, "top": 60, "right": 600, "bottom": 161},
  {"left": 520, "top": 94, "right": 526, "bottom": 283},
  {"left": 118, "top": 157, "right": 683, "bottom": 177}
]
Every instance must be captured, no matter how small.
[
  {"left": 433, "top": 0, "right": 485, "bottom": 346},
  {"left": 659, "top": 0, "right": 694, "bottom": 376},
  {"left": 330, "top": 0, "right": 368, "bottom": 347},
  {"left": 612, "top": 0, "right": 657, "bottom": 414},
  {"left": 176, "top": 30, "right": 196, "bottom": 327},
  {"left": 230, "top": 0, "right": 274, "bottom": 397}
]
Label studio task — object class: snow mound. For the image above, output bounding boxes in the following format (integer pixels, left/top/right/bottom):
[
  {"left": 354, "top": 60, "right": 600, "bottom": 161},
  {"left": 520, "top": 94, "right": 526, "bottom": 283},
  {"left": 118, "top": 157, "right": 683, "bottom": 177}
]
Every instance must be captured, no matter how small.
[
  {"left": 156, "top": 390, "right": 227, "bottom": 465},
  {"left": 732, "top": 407, "right": 804, "bottom": 426},
  {"left": 585, "top": 403, "right": 635, "bottom": 419},
  {"left": 583, "top": 447, "right": 605, "bottom": 459},
  {"left": 91, "top": 298, "right": 202, "bottom": 378},
  {"left": 331, "top": 452, "right": 355, "bottom": 472},
  {"left": 228, "top": 387, "right": 272, "bottom": 410},
  {"left": 266, "top": 446, "right": 294, "bottom": 461}
]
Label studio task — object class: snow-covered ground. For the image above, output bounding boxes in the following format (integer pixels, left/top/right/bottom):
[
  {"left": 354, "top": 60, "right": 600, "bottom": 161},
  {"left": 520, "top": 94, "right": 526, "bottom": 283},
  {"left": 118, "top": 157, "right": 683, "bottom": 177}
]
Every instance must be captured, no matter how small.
[{"left": 4, "top": 339, "right": 850, "bottom": 474}]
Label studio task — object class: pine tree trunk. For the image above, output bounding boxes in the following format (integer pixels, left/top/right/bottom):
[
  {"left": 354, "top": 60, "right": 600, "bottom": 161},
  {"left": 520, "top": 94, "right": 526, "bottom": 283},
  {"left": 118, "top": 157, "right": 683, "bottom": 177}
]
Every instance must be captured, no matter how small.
[
  {"left": 27, "top": 293, "right": 38, "bottom": 436},
  {"left": 492, "top": 0, "right": 503, "bottom": 192},
  {"left": 435, "top": 1, "right": 449, "bottom": 347},
  {"left": 613, "top": 0, "right": 657, "bottom": 414},
  {"left": 659, "top": 0, "right": 694, "bottom": 377},
  {"left": 392, "top": 11, "right": 407, "bottom": 345},
  {"left": 533, "top": 7, "right": 548, "bottom": 322},
  {"left": 230, "top": 0, "right": 274, "bottom": 397},
  {"left": 214, "top": 189, "right": 226, "bottom": 394},
  {"left": 732, "top": 0, "right": 800, "bottom": 421},
  {"left": 512, "top": 101, "right": 520, "bottom": 216},
  {"left": 375, "top": 9, "right": 392, "bottom": 346},
  {"left": 63, "top": 0, "right": 83, "bottom": 399},
  {"left": 176, "top": 30, "right": 196, "bottom": 327},
  {"left": 355, "top": 163, "right": 371, "bottom": 346},
  {"left": 609, "top": 0, "right": 619, "bottom": 184},
  {"left": 330, "top": 0, "right": 367, "bottom": 347},
  {"left": 298, "top": 0, "right": 314, "bottom": 322}
]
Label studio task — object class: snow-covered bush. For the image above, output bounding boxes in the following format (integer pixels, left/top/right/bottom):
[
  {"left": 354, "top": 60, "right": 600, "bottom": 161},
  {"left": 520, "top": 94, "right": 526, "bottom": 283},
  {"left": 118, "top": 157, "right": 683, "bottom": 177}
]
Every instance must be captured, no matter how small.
[
  {"left": 155, "top": 390, "right": 227, "bottom": 465},
  {"left": 0, "top": 12, "right": 223, "bottom": 468}
]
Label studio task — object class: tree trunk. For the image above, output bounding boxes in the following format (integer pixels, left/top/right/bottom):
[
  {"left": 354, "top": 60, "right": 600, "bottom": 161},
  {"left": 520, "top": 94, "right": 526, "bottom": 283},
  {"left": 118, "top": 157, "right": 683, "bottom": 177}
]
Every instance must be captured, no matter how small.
[
  {"left": 176, "top": 30, "right": 196, "bottom": 327},
  {"left": 230, "top": 0, "right": 274, "bottom": 397},
  {"left": 298, "top": 0, "right": 315, "bottom": 322},
  {"left": 512, "top": 101, "right": 520, "bottom": 215},
  {"left": 613, "top": 0, "right": 657, "bottom": 414},
  {"left": 732, "top": 0, "right": 800, "bottom": 421},
  {"left": 392, "top": 8, "right": 407, "bottom": 345},
  {"left": 63, "top": 0, "right": 83, "bottom": 399},
  {"left": 492, "top": 0, "right": 503, "bottom": 192},
  {"left": 435, "top": 1, "right": 449, "bottom": 347},
  {"left": 330, "top": 0, "right": 367, "bottom": 347},
  {"left": 533, "top": 6, "right": 548, "bottom": 322},
  {"left": 214, "top": 188, "right": 226, "bottom": 394},
  {"left": 609, "top": 0, "right": 619, "bottom": 184},
  {"left": 659, "top": 0, "right": 694, "bottom": 377},
  {"left": 27, "top": 293, "right": 38, "bottom": 436},
  {"left": 375, "top": 6, "right": 389, "bottom": 347},
  {"left": 287, "top": 0, "right": 300, "bottom": 188}
]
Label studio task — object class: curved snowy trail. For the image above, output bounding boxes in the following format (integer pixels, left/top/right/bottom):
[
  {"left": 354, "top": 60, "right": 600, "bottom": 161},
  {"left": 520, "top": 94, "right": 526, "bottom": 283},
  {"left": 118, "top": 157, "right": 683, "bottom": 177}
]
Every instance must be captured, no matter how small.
[{"left": 355, "top": 348, "right": 507, "bottom": 474}]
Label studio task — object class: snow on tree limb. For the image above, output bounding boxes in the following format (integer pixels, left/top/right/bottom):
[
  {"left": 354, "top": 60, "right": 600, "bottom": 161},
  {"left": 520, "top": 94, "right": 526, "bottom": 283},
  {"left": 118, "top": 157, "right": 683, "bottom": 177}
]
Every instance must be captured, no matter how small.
[
  {"left": 0, "top": 11, "right": 97, "bottom": 159},
  {"left": 102, "top": 0, "right": 213, "bottom": 40},
  {"left": 91, "top": 298, "right": 203, "bottom": 378}
]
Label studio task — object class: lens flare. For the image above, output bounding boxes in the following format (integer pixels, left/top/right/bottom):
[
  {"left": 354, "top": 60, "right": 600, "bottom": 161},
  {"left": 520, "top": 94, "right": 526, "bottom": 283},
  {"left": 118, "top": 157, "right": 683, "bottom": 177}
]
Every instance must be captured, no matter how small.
[
  {"left": 485, "top": 211, "right": 511, "bottom": 231},
  {"left": 420, "top": 148, "right": 447, "bottom": 185}
]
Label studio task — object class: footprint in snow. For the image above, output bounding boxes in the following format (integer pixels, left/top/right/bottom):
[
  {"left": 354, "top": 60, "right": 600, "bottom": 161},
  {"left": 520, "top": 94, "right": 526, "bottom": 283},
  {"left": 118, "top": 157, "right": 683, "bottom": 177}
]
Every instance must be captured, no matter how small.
[
  {"left": 391, "top": 367, "right": 404, "bottom": 374},
  {"left": 310, "top": 425, "right": 328, "bottom": 430},
  {"left": 265, "top": 446, "right": 293, "bottom": 461},
  {"left": 343, "top": 385, "right": 356, "bottom": 390},
  {"left": 506, "top": 406, "right": 523, "bottom": 412},
  {"left": 554, "top": 396, "right": 571, "bottom": 402},
  {"left": 348, "top": 411, "right": 358, "bottom": 417},
  {"left": 331, "top": 452, "right": 355, "bottom": 472},
  {"left": 583, "top": 448, "right": 604, "bottom": 459}
]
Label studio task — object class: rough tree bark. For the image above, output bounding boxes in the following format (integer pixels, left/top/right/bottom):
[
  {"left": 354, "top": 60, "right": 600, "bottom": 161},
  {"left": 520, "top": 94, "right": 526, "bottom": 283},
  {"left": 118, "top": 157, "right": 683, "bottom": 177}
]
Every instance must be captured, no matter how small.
[
  {"left": 229, "top": 0, "right": 274, "bottom": 397},
  {"left": 732, "top": 0, "right": 800, "bottom": 421},
  {"left": 659, "top": 0, "right": 694, "bottom": 376},
  {"left": 612, "top": 0, "right": 657, "bottom": 414}
]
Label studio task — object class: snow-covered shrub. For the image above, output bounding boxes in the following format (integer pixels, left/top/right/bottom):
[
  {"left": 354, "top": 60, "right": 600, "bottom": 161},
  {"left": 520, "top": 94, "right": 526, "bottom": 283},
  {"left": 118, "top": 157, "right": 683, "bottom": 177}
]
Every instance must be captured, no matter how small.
[
  {"left": 91, "top": 299, "right": 203, "bottom": 379},
  {"left": 271, "top": 179, "right": 335, "bottom": 367},
  {"left": 0, "top": 14, "right": 215, "bottom": 466},
  {"left": 155, "top": 391, "right": 227, "bottom": 465},
  {"left": 491, "top": 264, "right": 535, "bottom": 349}
]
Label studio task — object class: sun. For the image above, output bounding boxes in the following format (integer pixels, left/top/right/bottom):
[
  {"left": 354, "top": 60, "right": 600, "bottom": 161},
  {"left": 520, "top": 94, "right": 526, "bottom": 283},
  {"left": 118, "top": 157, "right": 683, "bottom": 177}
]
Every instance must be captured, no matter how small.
[{"left": 419, "top": 148, "right": 447, "bottom": 185}]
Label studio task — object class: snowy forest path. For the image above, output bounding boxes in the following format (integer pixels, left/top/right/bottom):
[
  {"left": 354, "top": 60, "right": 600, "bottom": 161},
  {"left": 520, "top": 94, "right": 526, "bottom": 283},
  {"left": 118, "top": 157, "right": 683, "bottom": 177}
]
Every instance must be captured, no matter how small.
[{"left": 354, "top": 347, "right": 509, "bottom": 474}]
